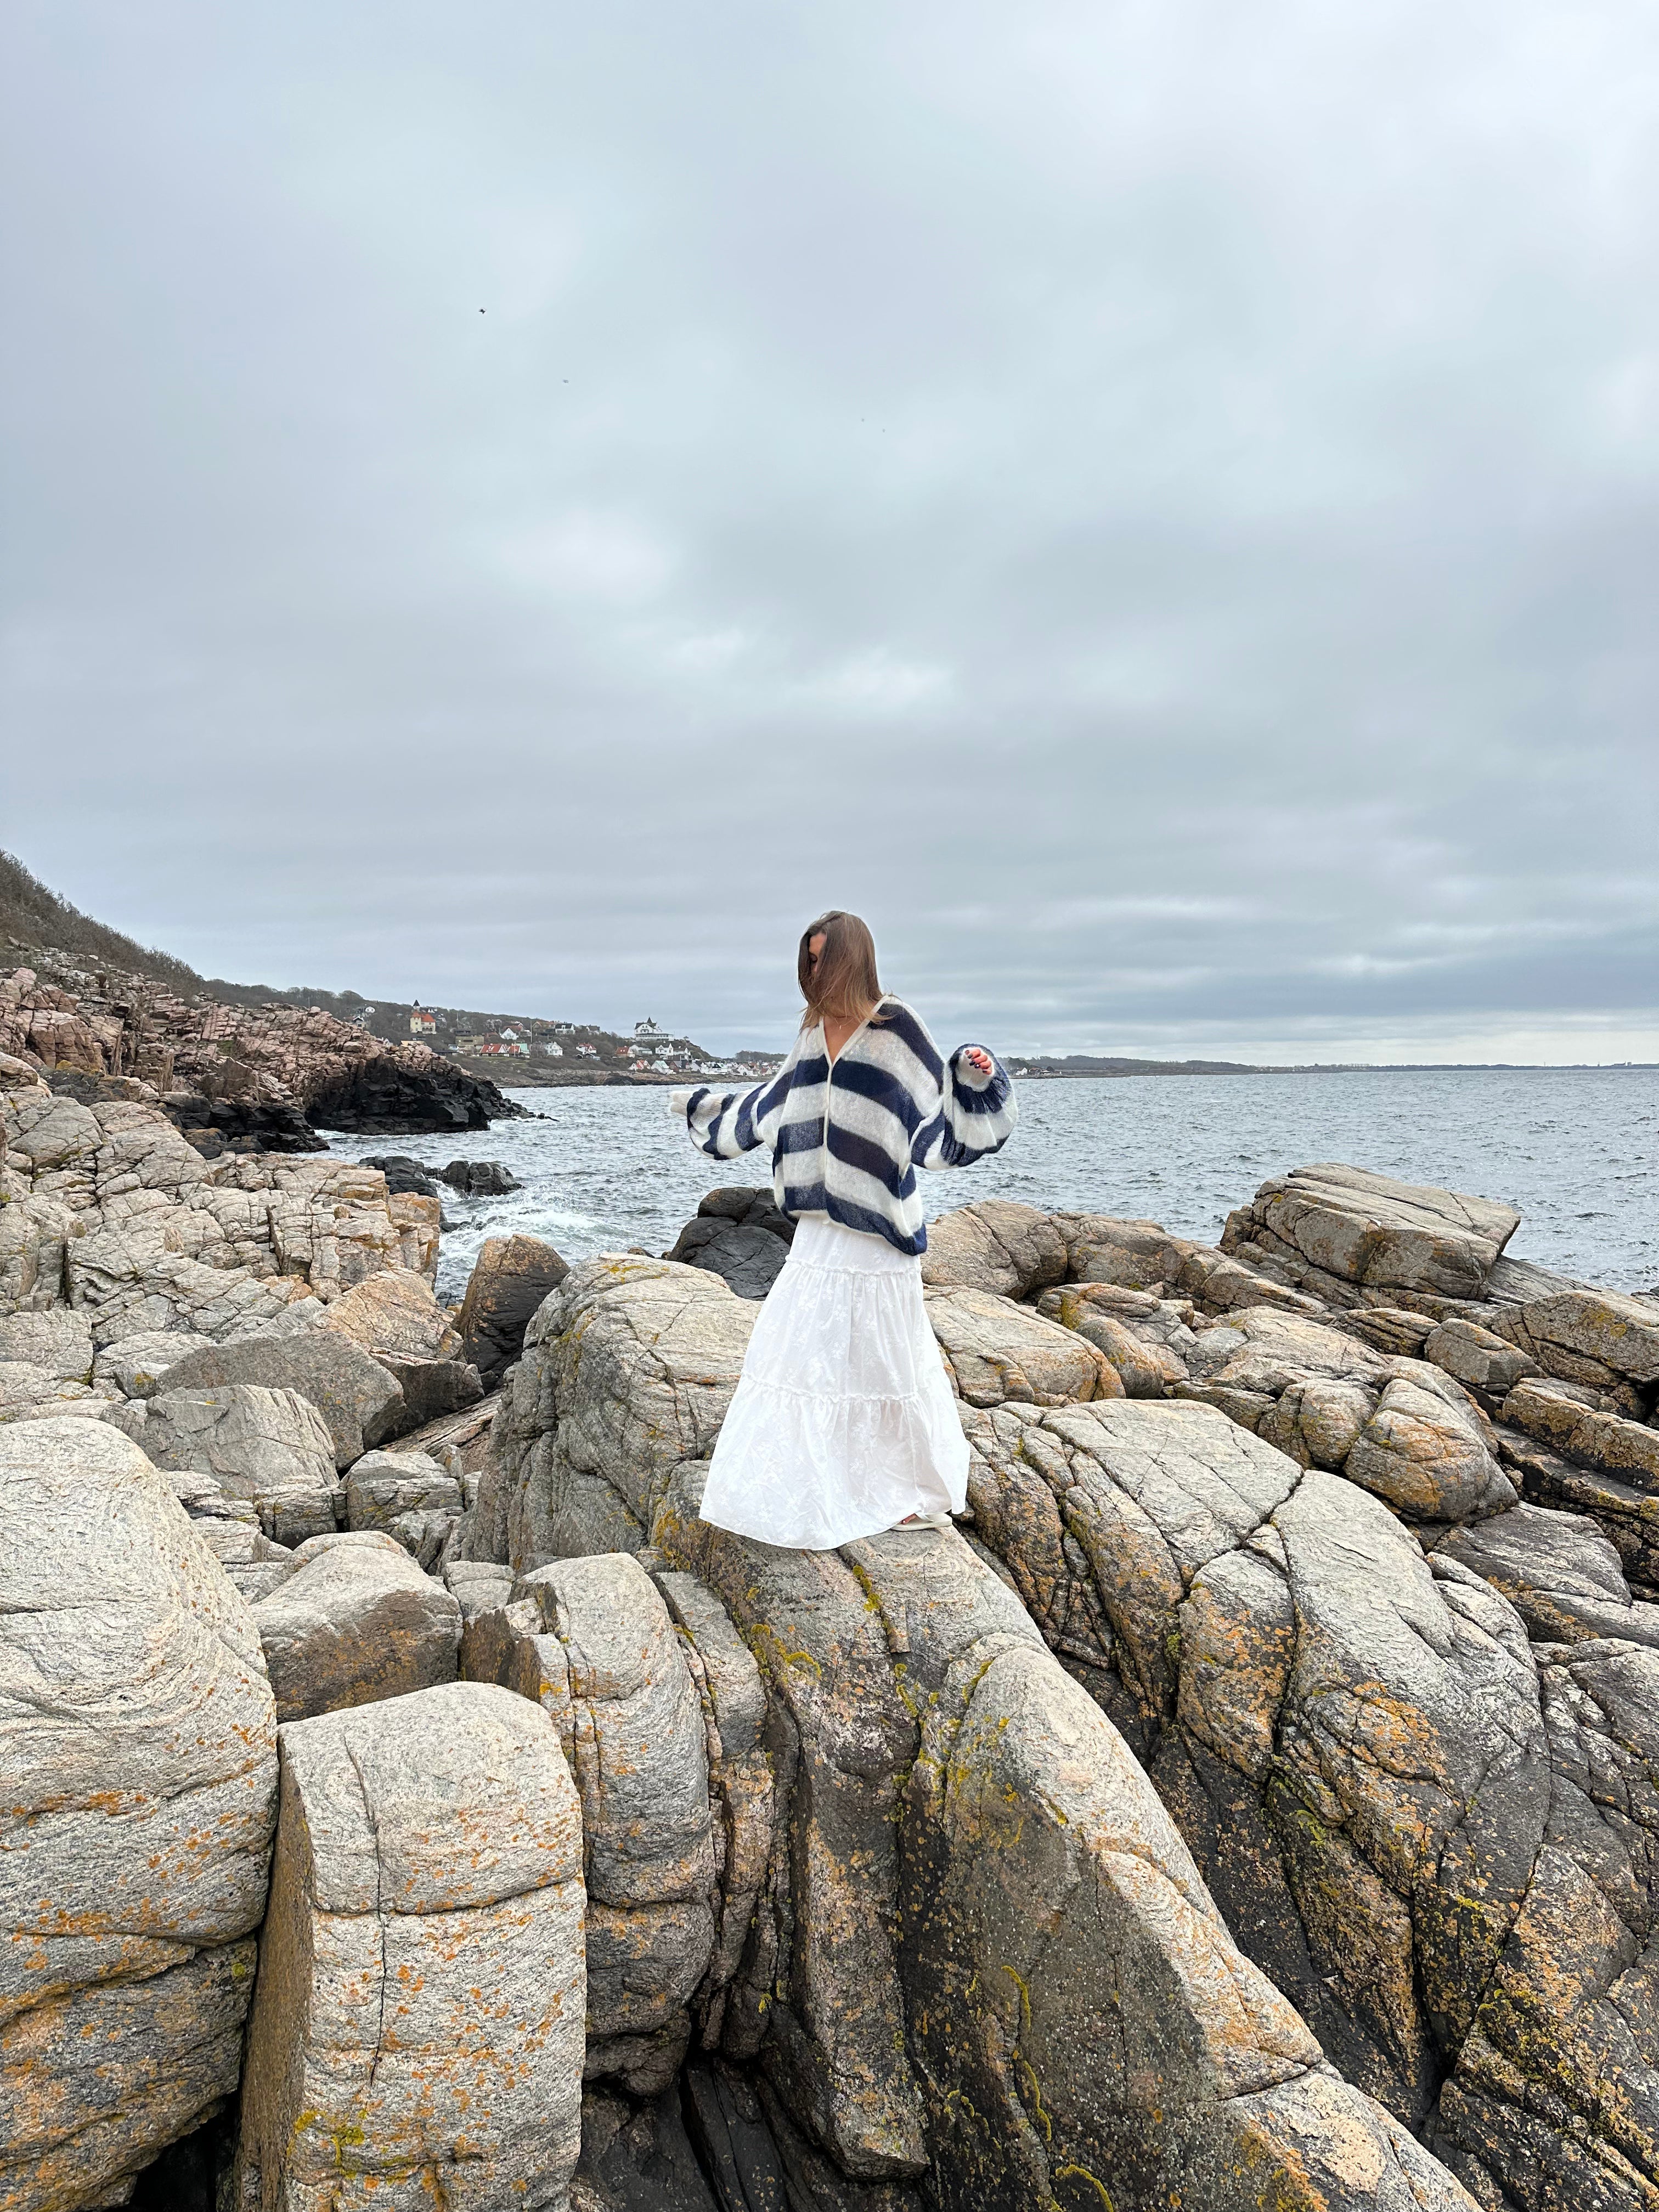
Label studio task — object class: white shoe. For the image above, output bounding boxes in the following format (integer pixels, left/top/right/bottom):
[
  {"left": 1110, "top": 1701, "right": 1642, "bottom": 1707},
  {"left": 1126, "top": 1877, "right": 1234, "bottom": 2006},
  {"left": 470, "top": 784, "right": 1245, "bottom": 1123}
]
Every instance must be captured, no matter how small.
[{"left": 891, "top": 1511, "right": 953, "bottom": 1531}]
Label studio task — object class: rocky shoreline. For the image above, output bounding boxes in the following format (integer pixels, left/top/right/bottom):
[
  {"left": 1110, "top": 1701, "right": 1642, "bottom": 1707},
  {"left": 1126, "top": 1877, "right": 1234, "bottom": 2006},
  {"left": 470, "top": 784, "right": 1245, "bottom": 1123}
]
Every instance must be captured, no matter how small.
[
  {"left": 1, "top": 955, "right": 522, "bottom": 1155},
  {"left": 4, "top": 1042, "right": 1658, "bottom": 2210}
]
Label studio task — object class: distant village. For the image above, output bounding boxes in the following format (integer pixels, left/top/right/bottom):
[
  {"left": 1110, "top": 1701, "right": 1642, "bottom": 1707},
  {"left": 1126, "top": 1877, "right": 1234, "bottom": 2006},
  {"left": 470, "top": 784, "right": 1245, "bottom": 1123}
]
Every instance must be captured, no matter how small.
[{"left": 342, "top": 998, "right": 781, "bottom": 1085}]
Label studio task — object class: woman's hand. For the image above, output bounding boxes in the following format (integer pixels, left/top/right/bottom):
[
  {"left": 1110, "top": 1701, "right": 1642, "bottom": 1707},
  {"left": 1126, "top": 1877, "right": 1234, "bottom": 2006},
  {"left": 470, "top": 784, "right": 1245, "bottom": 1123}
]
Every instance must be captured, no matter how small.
[{"left": 963, "top": 1048, "right": 994, "bottom": 1076}]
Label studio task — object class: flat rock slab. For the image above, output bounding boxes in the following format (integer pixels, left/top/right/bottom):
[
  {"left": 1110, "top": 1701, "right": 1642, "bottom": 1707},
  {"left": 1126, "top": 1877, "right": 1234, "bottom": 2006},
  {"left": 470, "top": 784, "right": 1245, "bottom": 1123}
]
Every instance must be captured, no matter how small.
[
  {"left": 1494, "top": 1284, "right": 1659, "bottom": 1389},
  {"left": 253, "top": 1529, "right": 461, "bottom": 1722},
  {"left": 0, "top": 1417, "right": 276, "bottom": 2212},
  {"left": 1503, "top": 1379, "right": 1659, "bottom": 1491},
  {"left": 0, "top": 1307, "right": 94, "bottom": 1381},
  {"left": 234, "top": 1680, "right": 586, "bottom": 2212},
  {"left": 320, "top": 1266, "right": 462, "bottom": 1362},
  {"left": 92, "top": 1327, "right": 216, "bottom": 1399},
  {"left": 1226, "top": 1162, "right": 1521, "bottom": 1301},
  {"left": 1433, "top": 1504, "right": 1659, "bottom": 1648},
  {"left": 129, "top": 1381, "right": 340, "bottom": 1545}
]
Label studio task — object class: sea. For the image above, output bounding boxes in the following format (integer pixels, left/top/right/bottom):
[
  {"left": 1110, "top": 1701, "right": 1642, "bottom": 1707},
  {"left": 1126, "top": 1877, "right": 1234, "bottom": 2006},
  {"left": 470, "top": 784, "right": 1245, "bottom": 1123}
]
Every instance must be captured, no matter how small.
[{"left": 320, "top": 1067, "right": 1659, "bottom": 1307}]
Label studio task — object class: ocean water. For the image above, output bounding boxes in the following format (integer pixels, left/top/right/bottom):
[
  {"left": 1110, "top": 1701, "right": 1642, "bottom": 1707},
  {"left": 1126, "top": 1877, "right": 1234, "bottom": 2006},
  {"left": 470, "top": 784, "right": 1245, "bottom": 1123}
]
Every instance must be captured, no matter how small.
[{"left": 321, "top": 1067, "right": 1659, "bottom": 1306}]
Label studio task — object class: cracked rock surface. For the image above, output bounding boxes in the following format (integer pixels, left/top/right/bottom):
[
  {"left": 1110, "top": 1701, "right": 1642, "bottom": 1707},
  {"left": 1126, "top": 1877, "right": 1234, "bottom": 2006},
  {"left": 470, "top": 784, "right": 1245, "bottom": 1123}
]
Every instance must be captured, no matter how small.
[
  {"left": 252, "top": 1528, "right": 461, "bottom": 1723},
  {"left": 465, "top": 1253, "right": 1474, "bottom": 2209},
  {"left": 234, "top": 1679, "right": 586, "bottom": 2212},
  {"left": 0, "top": 1417, "right": 277, "bottom": 2212},
  {"left": 960, "top": 1389, "right": 1659, "bottom": 2209}
]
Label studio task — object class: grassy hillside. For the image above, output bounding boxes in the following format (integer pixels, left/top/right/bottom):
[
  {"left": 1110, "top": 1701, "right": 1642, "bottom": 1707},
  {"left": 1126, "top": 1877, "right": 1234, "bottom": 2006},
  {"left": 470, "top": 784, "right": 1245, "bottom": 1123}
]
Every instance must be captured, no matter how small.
[{"left": 0, "top": 850, "right": 208, "bottom": 994}]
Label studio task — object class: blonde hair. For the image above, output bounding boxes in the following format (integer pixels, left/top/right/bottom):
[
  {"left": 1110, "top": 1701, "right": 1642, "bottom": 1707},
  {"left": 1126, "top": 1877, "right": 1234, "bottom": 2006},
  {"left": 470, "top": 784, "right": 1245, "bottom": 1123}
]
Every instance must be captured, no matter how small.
[{"left": 798, "top": 911, "right": 884, "bottom": 1028}]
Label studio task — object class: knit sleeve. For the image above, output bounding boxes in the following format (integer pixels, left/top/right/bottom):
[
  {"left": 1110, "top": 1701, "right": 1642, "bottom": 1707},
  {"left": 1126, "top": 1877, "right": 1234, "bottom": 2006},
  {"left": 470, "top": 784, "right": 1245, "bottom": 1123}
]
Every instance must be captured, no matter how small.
[
  {"left": 680, "top": 1042, "right": 799, "bottom": 1159},
  {"left": 913, "top": 1044, "right": 1017, "bottom": 1170}
]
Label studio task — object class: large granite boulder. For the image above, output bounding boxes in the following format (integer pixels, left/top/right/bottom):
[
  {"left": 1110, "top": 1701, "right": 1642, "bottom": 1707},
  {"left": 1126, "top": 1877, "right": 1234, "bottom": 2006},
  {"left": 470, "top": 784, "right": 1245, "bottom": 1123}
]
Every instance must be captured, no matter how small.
[
  {"left": 461, "top": 1260, "right": 1472, "bottom": 2208},
  {"left": 1419, "top": 1313, "right": 1542, "bottom": 1404},
  {"left": 320, "top": 1265, "right": 483, "bottom": 1431},
  {"left": 664, "top": 1187, "right": 794, "bottom": 1301},
  {"left": 651, "top": 1476, "right": 1470, "bottom": 2209},
  {"left": 458, "top": 1232, "right": 569, "bottom": 1383},
  {"left": 918, "top": 1198, "right": 1068, "bottom": 1299},
  {"left": 471, "top": 1258, "right": 758, "bottom": 1573},
  {"left": 1178, "top": 1305, "right": 1515, "bottom": 1523},
  {"left": 1222, "top": 1163, "right": 1522, "bottom": 1308},
  {"left": 924, "top": 1284, "right": 1120, "bottom": 1407},
  {"left": 1035, "top": 1280, "right": 1198, "bottom": 1394},
  {"left": 0, "top": 1419, "right": 277, "bottom": 2211},
  {"left": 122, "top": 1381, "right": 340, "bottom": 1544},
  {"left": 463, "top": 1553, "right": 723, "bottom": 2094},
  {"left": 155, "top": 1327, "right": 405, "bottom": 1468},
  {"left": 957, "top": 1386, "right": 1659, "bottom": 2208},
  {"left": 252, "top": 1529, "right": 461, "bottom": 1722},
  {"left": 233, "top": 1680, "right": 586, "bottom": 2212},
  {"left": 319, "top": 1265, "right": 464, "bottom": 1362}
]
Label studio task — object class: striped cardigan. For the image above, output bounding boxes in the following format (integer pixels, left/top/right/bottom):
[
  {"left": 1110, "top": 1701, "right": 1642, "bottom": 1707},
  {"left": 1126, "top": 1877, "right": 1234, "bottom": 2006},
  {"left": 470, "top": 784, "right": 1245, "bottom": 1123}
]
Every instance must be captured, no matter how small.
[{"left": 674, "top": 997, "right": 1017, "bottom": 1256}]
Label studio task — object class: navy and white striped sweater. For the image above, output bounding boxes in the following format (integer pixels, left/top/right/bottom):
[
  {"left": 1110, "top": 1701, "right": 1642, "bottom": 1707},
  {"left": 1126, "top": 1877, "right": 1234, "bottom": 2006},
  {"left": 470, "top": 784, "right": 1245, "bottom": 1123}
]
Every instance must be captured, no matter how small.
[{"left": 674, "top": 997, "right": 1017, "bottom": 1256}]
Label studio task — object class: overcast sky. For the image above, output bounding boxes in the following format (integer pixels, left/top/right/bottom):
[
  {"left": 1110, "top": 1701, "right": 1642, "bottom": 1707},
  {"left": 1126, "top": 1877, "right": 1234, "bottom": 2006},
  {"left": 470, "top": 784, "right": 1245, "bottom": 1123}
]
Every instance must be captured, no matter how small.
[{"left": 4, "top": 2, "right": 1657, "bottom": 1058}]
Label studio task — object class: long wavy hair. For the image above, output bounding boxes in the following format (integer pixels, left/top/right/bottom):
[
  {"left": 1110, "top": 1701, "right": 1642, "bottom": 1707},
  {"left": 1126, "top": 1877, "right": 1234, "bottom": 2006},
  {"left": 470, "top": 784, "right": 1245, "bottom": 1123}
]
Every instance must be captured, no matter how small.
[{"left": 798, "top": 910, "right": 885, "bottom": 1030}]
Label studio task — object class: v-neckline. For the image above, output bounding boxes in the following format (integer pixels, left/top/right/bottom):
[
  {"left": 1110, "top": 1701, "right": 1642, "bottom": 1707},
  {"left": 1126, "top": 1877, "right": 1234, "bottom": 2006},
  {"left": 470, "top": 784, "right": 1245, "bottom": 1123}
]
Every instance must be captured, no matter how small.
[{"left": 823, "top": 999, "right": 881, "bottom": 1069}]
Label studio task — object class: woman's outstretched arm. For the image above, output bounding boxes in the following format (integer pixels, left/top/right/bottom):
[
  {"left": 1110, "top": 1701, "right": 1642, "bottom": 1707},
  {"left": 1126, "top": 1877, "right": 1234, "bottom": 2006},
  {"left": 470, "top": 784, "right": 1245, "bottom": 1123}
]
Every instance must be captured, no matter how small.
[
  {"left": 913, "top": 1042, "right": 1018, "bottom": 1170},
  {"left": 672, "top": 1040, "right": 800, "bottom": 1158}
]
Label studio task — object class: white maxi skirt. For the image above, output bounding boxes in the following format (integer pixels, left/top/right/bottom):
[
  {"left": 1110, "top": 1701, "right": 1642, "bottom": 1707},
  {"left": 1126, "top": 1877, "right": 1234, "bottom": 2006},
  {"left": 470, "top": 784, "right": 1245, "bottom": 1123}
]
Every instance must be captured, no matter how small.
[{"left": 698, "top": 1214, "right": 969, "bottom": 1550}]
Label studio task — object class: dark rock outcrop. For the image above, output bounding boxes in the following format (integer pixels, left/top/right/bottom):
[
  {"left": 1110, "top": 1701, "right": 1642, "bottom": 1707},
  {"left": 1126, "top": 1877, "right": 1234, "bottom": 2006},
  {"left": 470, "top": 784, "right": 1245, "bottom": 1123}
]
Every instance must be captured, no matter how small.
[
  {"left": 441, "top": 1156, "right": 521, "bottom": 1194},
  {"left": 457, "top": 1233, "right": 569, "bottom": 1385},
  {"left": 359, "top": 1152, "right": 442, "bottom": 1197},
  {"left": 306, "top": 1055, "right": 514, "bottom": 1136},
  {"left": 665, "top": 1187, "right": 794, "bottom": 1300}
]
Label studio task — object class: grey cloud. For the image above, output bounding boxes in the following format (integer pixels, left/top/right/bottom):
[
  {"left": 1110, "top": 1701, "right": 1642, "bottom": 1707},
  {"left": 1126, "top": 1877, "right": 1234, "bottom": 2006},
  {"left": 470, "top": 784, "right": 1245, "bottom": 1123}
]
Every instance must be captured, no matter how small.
[{"left": 3, "top": 0, "right": 1656, "bottom": 1058}]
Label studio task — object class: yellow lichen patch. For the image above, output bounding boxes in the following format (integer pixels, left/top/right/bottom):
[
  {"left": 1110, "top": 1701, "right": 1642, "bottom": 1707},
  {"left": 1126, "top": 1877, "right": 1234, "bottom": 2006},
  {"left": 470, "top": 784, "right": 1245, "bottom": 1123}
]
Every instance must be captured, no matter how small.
[{"left": 1053, "top": 2163, "right": 1116, "bottom": 2209}]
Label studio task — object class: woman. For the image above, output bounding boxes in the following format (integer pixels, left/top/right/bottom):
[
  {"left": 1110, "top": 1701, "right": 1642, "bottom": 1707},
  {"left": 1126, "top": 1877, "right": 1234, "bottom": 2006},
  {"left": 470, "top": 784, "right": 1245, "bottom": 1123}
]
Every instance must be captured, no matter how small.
[{"left": 670, "top": 910, "right": 1017, "bottom": 1549}]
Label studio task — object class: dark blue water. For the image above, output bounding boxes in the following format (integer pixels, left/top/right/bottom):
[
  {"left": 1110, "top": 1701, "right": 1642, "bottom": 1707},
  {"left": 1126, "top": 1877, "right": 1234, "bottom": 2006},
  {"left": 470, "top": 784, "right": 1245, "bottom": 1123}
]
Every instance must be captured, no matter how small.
[{"left": 325, "top": 1068, "right": 1659, "bottom": 1304}]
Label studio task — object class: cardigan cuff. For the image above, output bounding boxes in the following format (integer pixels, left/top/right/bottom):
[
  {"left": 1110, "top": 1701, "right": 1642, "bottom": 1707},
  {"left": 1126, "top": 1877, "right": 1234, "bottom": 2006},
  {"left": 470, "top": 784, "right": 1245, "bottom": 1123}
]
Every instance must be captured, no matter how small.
[{"left": 951, "top": 1045, "right": 998, "bottom": 1092}]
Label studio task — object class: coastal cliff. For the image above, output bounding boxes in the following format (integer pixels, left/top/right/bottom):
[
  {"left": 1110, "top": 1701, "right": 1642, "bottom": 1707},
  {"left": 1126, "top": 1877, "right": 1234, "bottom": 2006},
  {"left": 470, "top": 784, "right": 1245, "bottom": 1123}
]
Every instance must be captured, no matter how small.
[{"left": 0, "top": 956, "right": 520, "bottom": 1151}]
